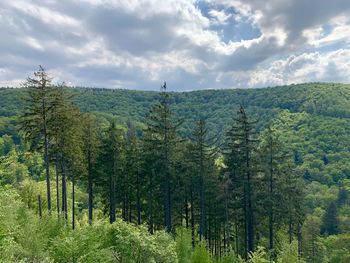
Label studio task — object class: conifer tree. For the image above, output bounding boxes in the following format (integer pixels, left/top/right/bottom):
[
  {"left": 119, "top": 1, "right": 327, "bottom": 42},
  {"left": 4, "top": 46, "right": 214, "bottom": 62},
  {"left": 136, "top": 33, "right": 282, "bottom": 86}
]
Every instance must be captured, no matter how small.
[
  {"left": 190, "top": 119, "right": 216, "bottom": 240},
  {"left": 320, "top": 201, "right": 339, "bottom": 235},
  {"left": 144, "top": 82, "right": 179, "bottom": 232},
  {"left": 50, "top": 85, "right": 83, "bottom": 228},
  {"left": 81, "top": 113, "right": 99, "bottom": 225},
  {"left": 258, "top": 126, "right": 286, "bottom": 254},
  {"left": 223, "top": 105, "right": 257, "bottom": 259},
  {"left": 100, "top": 122, "right": 125, "bottom": 223},
  {"left": 19, "top": 66, "right": 55, "bottom": 214}
]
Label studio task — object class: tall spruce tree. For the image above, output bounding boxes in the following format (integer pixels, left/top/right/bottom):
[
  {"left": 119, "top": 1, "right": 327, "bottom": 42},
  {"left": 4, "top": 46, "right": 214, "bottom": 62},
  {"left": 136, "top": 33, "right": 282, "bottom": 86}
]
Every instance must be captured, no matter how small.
[
  {"left": 144, "top": 82, "right": 179, "bottom": 232},
  {"left": 81, "top": 113, "right": 99, "bottom": 225},
  {"left": 258, "top": 126, "right": 286, "bottom": 254},
  {"left": 19, "top": 66, "right": 55, "bottom": 214},
  {"left": 223, "top": 105, "right": 257, "bottom": 259},
  {"left": 50, "top": 85, "right": 83, "bottom": 228},
  {"left": 320, "top": 201, "right": 340, "bottom": 235},
  {"left": 190, "top": 119, "right": 216, "bottom": 240},
  {"left": 100, "top": 122, "right": 125, "bottom": 223}
]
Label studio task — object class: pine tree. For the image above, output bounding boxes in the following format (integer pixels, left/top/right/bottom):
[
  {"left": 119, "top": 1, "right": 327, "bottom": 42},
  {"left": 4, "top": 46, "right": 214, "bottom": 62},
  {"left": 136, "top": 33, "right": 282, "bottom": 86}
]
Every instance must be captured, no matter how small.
[
  {"left": 100, "top": 122, "right": 125, "bottom": 223},
  {"left": 19, "top": 66, "right": 55, "bottom": 214},
  {"left": 282, "top": 163, "right": 305, "bottom": 245},
  {"left": 320, "top": 201, "right": 340, "bottom": 235},
  {"left": 190, "top": 119, "right": 217, "bottom": 240},
  {"left": 258, "top": 126, "right": 286, "bottom": 255},
  {"left": 81, "top": 113, "right": 99, "bottom": 225},
  {"left": 143, "top": 82, "right": 179, "bottom": 232},
  {"left": 50, "top": 85, "right": 83, "bottom": 228},
  {"left": 223, "top": 105, "right": 257, "bottom": 259}
]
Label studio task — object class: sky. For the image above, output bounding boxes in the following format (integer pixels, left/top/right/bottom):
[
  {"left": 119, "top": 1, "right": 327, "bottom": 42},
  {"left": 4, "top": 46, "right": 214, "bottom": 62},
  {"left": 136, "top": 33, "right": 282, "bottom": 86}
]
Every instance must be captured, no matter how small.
[{"left": 1, "top": 0, "right": 350, "bottom": 91}]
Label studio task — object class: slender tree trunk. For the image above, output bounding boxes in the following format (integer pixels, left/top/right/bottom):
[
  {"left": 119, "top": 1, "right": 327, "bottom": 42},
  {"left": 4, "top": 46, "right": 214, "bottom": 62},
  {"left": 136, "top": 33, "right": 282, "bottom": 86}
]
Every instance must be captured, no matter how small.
[
  {"left": 38, "top": 194, "right": 42, "bottom": 218},
  {"left": 88, "top": 150, "right": 93, "bottom": 225},
  {"left": 72, "top": 173, "right": 75, "bottom": 230},
  {"left": 163, "top": 105, "right": 172, "bottom": 233},
  {"left": 128, "top": 185, "right": 132, "bottom": 223},
  {"left": 190, "top": 187, "right": 195, "bottom": 248},
  {"left": 224, "top": 186, "right": 231, "bottom": 253},
  {"left": 123, "top": 190, "right": 127, "bottom": 221},
  {"left": 164, "top": 170, "right": 171, "bottom": 232},
  {"left": 199, "top": 175, "right": 205, "bottom": 241},
  {"left": 185, "top": 194, "right": 189, "bottom": 228},
  {"left": 136, "top": 173, "right": 141, "bottom": 225},
  {"left": 245, "top": 125, "right": 254, "bottom": 254},
  {"left": 268, "top": 142, "right": 274, "bottom": 252},
  {"left": 298, "top": 224, "right": 302, "bottom": 259},
  {"left": 289, "top": 209, "right": 293, "bottom": 244},
  {"left": 43, "top": 117, "right": 51, "bottom": 214},
  {"left": 55, "top": 156, "right": 60, "bottom": 219},
  {"left": 148, "top": 170, "right": 154, "bottom": 234},
  {"left": 61, "top": 161, "right": 68, "bottom": 224},
  {"left": 235, "top": 219, "right": 239, "bottom": 255},
  {"left": 199, "top": 135, "right": 206, "bottom": 241},
  {"left": 110, "top": 158, "right": 116, "bottom": 224},
  {"left": 243, "top": 185, "right": 248, "bottom": 260}
]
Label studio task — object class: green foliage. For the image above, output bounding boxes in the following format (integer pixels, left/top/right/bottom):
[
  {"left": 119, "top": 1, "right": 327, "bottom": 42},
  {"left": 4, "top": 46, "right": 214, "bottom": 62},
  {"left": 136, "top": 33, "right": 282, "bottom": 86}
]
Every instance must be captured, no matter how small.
[
  {"left": 0, "top": 185, "right": 178, "bottom": 263},
  {"left": 276, "top": 241, "right": 305, "bottom": 263},
  {"left": 323, "top": 234, "right": 350, "bottom": 263},
  {"left": 0, "top": 148, "right": 28, "bottom": 185},
  {"left": 191, "top": 242, "right": 212, "bottom": 263},
  {"left": 248, "top": 246, "right": 270, "bottom": 263},
  {"left": 219, "top": 252, "right": 244, "bottom": 263},
  {"left": 176, "top": 228, "right": 193, "bottom": 263}
]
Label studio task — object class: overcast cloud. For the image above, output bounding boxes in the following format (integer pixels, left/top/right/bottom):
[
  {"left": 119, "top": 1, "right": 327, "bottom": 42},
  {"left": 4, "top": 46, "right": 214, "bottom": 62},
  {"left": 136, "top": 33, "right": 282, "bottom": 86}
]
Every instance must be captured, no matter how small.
[{"left": 0, "top": 0, "right": 350, "bottom": 90}]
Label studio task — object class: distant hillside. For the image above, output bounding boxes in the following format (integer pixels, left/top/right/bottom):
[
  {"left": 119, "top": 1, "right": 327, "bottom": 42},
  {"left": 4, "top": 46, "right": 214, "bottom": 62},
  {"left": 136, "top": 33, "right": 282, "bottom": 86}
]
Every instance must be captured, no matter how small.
[{"left": 1, "top": 82, "right": 350, "bottom": 136}]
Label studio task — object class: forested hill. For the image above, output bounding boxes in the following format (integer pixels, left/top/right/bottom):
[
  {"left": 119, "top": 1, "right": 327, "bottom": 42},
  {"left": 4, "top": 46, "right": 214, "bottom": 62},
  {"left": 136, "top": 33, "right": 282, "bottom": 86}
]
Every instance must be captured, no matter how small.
[
  {"left": 2, "top": 82, "right": 350, "bottom": 186},
  {"left": 1, "top": 82, "right": 350, "bottom": 136}
]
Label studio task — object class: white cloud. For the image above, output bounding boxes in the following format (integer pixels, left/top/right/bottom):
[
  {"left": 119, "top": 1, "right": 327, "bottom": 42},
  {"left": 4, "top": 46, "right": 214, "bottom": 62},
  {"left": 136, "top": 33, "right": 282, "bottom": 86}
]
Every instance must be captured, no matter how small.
[
  {"left": 0, "top": 0, "right": 350, "bottom": 90},
  {"left": 208, "top": 9, "right": 232, "bottom": 25}
]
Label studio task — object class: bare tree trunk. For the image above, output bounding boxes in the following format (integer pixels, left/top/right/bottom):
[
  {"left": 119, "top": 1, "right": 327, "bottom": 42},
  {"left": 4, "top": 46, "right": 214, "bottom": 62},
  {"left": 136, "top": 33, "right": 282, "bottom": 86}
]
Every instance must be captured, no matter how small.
[
  {"left": 190, "top": 187, "right": 195, "bottom": 248},
  {"left": 38, "top": 194, "right": 42, "bottom": 218},
  {"left": 88, "top": 150, "right": 93, "bottom": 225},
  {"left": 72, "top": 173, "right": 75, "bottom": 230},
  {"left": 55, "top": 156, "right": 60, "bottom": 219},
  {"left": 136, "top": 173, "right": 141, "bottom": 225}
]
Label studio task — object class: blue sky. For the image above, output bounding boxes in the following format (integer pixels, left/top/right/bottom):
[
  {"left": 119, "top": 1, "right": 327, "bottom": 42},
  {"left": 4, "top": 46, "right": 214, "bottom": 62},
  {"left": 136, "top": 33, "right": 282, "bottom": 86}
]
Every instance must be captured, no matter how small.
[{"left": 1, "top": 0, "right": 350, "bottom": 91}]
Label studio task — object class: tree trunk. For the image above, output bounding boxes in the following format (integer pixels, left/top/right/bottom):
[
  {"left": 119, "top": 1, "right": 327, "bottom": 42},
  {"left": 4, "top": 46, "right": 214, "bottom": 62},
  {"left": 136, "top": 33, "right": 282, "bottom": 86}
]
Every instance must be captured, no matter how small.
[
  {"left": 148, "top": 170, "right": 154, "bottom": 234},
  {"left": 190, "top": 187, "right": 195, "bottom": 248},
  {"left": 88, "top": 150, "right": 93, "bottom": 225},
  {"left": 136, "top": 173, "right": 141, "bottom": 225},
  {"left": 110, "top": 160, "right": 116, "bottom": 224},
  {"left": 268, "top": 142, "right": 274, "bottom": 252},
  {"left": 43, "top": 97, "right": 51, "bottom": 215},
  {"left": 61, "top": 161, "right": 68, "bottom": 224},
  {"left": 72, "top": 173, "right": 75, "bottom": 230},
  {"left": 185, "top": 194, "right": 189, "bottom": 228},
  {"left": 38, "top": 194, "right": 42, "bottom": 218},
  {"left": 55, "top": 156, "right": 60, "bottom": 219}
]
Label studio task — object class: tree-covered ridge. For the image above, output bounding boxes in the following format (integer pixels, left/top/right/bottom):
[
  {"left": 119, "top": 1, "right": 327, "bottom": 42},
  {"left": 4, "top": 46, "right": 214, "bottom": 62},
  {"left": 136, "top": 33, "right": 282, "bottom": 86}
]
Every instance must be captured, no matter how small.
[{"left": 1, "top": 82, "right": 350, "bottom": 131}]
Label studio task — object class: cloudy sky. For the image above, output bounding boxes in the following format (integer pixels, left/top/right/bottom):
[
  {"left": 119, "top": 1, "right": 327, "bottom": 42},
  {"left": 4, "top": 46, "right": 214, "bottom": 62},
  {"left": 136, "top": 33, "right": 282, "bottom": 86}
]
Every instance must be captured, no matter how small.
[{"left": 1, "top": 0, "right": 350, "bottom": 90}]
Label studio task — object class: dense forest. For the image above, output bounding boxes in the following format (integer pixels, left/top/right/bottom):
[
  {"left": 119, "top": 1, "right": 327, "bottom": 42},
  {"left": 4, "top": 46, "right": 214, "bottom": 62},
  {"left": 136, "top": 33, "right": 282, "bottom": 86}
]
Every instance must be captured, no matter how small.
[{"left": 0, "top": 68, "right": 350, "bottom": 262}]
